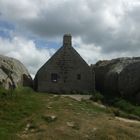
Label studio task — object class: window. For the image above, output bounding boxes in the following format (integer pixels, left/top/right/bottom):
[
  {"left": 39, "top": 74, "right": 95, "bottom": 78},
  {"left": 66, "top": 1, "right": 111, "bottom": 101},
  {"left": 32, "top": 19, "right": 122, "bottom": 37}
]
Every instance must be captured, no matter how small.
[
  {"left": 51, "top": 73, "right": 58, "bottom": 82},
  {"left": 77, "top": 74, "right": 81, "bottom": 80}
]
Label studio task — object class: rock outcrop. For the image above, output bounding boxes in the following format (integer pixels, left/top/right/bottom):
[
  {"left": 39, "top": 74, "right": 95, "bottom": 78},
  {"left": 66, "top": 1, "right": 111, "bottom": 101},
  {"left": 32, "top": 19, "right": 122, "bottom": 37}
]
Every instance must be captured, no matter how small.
[
  {"left": 92, "top": 57, "right": 140, "bottom": 102},
  {"left": 0, "top": 55, "right": 32, "bottom": 89}
]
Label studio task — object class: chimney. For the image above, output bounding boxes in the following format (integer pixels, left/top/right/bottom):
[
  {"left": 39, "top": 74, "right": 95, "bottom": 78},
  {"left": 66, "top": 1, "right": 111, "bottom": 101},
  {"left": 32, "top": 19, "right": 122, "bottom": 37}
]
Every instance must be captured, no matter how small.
[{"left": 63, "top": 34, "right": 72, "bottom": 47}]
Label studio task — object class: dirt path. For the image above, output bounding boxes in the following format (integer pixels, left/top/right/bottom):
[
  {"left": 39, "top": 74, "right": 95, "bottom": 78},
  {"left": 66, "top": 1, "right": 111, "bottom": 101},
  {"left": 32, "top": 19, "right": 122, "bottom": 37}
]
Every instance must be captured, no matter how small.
[
  {"left": 61, "top": 95, "right": 106, "bottom": 108},
  {"left": 61, "top": 95, "right": 92, "bottom": 101},
  {"left": 115, "top": 117, "right": 140, "bottom": 124}
]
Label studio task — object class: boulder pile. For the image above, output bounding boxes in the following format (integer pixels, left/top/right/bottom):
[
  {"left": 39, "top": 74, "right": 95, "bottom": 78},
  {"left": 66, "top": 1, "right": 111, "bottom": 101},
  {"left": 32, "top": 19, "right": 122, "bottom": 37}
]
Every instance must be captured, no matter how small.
[
  {"left": 92, "top": 57, "right": 140, "bottom": 102},
  {"left": 0, "top": 55, "right": 32, "bottom": 89}
]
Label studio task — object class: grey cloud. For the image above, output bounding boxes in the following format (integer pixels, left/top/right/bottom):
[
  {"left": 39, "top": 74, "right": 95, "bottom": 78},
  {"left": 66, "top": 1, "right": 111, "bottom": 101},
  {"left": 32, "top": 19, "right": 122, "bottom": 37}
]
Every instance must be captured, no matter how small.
[{"left": 0, "top": 0, "right": 140, "bottom": 64}]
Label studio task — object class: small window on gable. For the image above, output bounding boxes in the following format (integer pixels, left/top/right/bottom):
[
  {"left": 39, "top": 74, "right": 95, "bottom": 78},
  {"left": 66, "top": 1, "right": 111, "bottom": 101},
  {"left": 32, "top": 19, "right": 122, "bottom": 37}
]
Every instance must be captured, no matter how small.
[
  {"left": 77, "top": 74, "right": 81, "bottom": 80},
  {"left": 51, "top": 73, "right": 58, "bottom": 82}
]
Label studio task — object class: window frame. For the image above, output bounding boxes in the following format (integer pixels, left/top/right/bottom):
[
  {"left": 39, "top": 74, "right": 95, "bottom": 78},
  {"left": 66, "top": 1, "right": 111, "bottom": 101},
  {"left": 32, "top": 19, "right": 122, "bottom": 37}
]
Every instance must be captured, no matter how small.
[
  {"left": 51, "top": 73, "right": 58, "bottom": 83},
  {"left": 77, "top": 74, "right": 81, "bottom": 80}
]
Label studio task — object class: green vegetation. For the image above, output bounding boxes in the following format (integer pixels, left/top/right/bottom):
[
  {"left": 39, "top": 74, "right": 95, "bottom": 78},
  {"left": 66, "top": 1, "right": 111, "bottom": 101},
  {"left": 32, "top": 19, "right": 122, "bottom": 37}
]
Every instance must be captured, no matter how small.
[
  {"left": 113, "top": 99, "right": 140, "bottom": 120},
  {"left": 0, "top": 87, "right": 42, "bottom": 139},
  {"left": 92, "top": 91, "right": 140, "bottom": 120},
  {"left": 91, "top": 91, "right": 104, "bottom": 102},
  {"left": 0, "top": 88, "right": 140, "bottom": 140}
]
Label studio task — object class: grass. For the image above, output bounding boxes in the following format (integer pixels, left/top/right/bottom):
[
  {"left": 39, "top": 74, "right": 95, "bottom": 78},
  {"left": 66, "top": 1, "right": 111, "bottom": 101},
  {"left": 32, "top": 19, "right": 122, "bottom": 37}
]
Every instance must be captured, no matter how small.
[
  {"left": 0, "top": 88, "right": 140, "bottom": 139},
  {"left": 0, "top": 87, "right": 42, "bottom": 139}
]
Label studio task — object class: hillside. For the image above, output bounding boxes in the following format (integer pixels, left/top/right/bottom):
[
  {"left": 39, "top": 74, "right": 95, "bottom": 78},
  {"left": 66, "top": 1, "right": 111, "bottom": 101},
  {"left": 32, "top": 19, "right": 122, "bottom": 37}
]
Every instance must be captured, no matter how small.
[{"left": 0, "top": 88, "right": 140, "bottom": 140}]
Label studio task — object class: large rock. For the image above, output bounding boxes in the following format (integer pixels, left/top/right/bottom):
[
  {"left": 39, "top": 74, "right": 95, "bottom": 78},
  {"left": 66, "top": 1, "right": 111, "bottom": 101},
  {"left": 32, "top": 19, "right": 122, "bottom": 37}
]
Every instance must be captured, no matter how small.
[
  {"left": 92, "top": 57, "right": 140, "bottom": 101},
  {"left": 0, "top": 55, "right": 32, "bottom": 89}
]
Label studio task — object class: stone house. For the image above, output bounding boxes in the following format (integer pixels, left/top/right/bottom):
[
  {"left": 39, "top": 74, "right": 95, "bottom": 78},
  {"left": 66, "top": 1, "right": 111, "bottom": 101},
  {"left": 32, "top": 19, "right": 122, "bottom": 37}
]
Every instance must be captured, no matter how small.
[{"left": 34, "top": 34, "right": 95, "bottom": 94}]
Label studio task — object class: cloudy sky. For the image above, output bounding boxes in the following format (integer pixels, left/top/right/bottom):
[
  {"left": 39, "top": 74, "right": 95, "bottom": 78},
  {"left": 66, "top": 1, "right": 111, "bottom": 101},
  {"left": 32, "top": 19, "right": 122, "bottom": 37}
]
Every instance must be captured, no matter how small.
[{"left": 0, "top": 0, "right": 140, "bottom": 77}]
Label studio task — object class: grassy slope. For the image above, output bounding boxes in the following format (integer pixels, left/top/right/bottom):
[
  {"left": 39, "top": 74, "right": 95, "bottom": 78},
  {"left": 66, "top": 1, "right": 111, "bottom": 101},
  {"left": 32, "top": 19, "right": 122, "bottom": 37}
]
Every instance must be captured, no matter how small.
[{"left": 0, "top": 88, "right": 140, "bottom": 140}]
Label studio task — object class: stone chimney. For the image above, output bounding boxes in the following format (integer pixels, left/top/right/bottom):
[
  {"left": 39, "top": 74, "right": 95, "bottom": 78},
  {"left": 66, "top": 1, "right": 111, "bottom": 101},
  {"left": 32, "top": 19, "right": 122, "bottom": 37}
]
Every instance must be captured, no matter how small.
[{"left": 63, "top": 34, "right": 72, "bottom": 47}]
